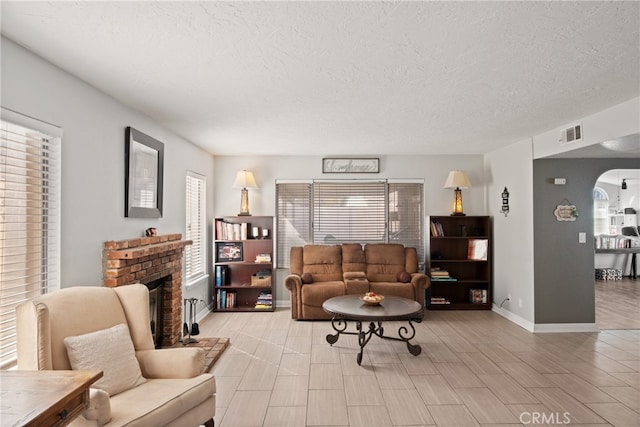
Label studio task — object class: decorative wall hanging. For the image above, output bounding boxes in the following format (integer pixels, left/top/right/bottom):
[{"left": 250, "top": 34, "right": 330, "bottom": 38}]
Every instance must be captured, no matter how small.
[
  {"left": 322, "top": 158, "right": 379, "bottom": 173},
  {"left": 125, "top": 127, "right": 164, "bottom": 218},
  {"left": 554, "top": 198, "right": 579, "bottom": 221},
  {"left": 500, "top": 187, "right": 509, "bottom": 217}
]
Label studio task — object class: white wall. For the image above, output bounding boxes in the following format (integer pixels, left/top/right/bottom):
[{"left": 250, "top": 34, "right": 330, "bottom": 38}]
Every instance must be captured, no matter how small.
[
  {"left": 214, "top": 155, "right": 486, "bottom": 306},
  {"left": 532, "top": 97, "right": 639, "bottom": 159},
  {"left": 484, "top": 139, "right": 536, "bottom": 328},
  {"left": 1, "top": 37, "right": 216, "bottom": 308}
]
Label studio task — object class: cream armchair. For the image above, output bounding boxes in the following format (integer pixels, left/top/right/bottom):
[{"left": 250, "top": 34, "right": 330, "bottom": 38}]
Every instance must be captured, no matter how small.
[{"left": 16, "top": 284, "right": 215, "bottom": 427}]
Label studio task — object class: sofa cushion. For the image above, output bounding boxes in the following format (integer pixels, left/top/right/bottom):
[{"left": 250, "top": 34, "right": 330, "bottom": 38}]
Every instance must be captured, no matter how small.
[
  {"left": 342, "top": 243, "right": 366, "bottom": 272},
  {"left": 370, "top": 282, "right": 415, "bottom": 300},
  {"left": 64, "top": 323, "right": 146, "bottom": 396},
  {"left": 302, "top": 245, "right": 343, "bottom": 282},
  {"left": 365, "top": 244, "right": 406, "bottom": 282},
  {"left": 301, "top": 281, "right": 345, "bottom": 307},
  {"left": 106, "top": 374, "right": 215, "bottom": 426}
]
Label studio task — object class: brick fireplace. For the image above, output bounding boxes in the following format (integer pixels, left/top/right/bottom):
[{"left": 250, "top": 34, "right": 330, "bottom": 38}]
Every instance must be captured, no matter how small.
[{"left": 103, "top": 234, "right": 192, "bottom": 346}]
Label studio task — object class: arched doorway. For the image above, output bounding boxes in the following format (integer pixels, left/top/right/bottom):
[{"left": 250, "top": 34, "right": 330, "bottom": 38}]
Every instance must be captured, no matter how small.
[{"left": 593, "top": 169, "right": 640, "bottom": 329}]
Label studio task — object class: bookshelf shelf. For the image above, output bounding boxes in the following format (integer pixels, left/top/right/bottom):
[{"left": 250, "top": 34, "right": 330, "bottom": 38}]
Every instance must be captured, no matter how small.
[
  {"left": 213, "top": 216, "right": 275, "bottom": 312},
  {"left": 427, "top": 215, "right": 492, "bottom": 310}
]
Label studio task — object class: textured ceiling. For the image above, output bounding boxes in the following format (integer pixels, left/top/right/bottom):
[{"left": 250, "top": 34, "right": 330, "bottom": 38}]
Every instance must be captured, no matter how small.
[{"left": 1, "top": 1, "right": 639, "bottom": 156}]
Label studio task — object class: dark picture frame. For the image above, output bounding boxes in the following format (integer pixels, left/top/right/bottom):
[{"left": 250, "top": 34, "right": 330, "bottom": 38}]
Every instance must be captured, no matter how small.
[
  {"left": 322, "top": 157, "right": 380, "bottom": 173},
  {"left": 125, "top": 127, "right": 164, "bottom": 218},
  {"left": 216, "top": 242, "right": 243, "bottom": 262}
]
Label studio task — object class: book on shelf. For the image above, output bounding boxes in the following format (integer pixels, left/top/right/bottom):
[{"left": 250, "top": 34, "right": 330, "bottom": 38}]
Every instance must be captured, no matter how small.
[
  {"left": 430, "top": 268, "right": 456, "bottom": 281},
  {"left": 255, "top": 290, "right": 273, "bottom": 309},
  {"left": 215, "top": 265, "right": 229, "bottom": 287},
  {"left": 469, "top": 289, "right": 487, "bottom": 304},
  {"left": 216, "top": 289, "right": 237, "bottom": 309},
  {"left": 430, "top": 221, "right": 445, "bottom": 237},
  {"left": 430, "top": 297, "right": 450, "bottom": 304},
  {"left": 215, "top": 219, "right": 252, "bottom": 240},
  {"left": 467, "top": 239, "right": 488, "bottom": 260},
  {"left": 255, "top": 253, "right": 272, "bottom": 263}
]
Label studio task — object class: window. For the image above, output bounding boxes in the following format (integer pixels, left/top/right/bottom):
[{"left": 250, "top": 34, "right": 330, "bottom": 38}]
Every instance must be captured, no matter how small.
[
  {"left": 593, "top": 187, "right": 610, "bottom": 236},
  {"left": 185, "top": 172, "right": 206, "bottom": 282},
  {"left": 276, "top": 180, "right": 424, "bottom": 268},
  {"left": 1, "top": 109, "right": 61, "bottom": 369}
]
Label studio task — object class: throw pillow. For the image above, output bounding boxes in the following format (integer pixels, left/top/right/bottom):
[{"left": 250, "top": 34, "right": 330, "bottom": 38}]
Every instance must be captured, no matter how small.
[
  {"left": 64, "top": 323, "right": 146, "bottom": 396},
  {"left": 397, "top": 271, "right": 411, "bottom": 283},
  {"left": 300, "top": 272, "right": 314, "bottom": 284}
]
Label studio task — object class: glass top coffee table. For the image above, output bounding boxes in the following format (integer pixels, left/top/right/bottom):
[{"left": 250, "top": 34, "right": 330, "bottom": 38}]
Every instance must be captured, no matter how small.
[{"left": 322, "top": 295, "right": 423, "bottom": 365}]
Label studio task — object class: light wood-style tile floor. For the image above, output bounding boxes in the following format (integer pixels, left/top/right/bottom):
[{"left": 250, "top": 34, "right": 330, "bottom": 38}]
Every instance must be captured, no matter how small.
[
  {"left": 201, "top": 309, "right": 640, "bottom": 427},
  {"left": 596, "top": 278, "right": 640, "bottom": 330}
]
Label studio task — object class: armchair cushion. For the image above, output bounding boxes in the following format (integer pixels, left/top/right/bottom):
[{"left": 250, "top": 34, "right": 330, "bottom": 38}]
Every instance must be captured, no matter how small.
[{"left": 64, "top": 323, "right": 146, "bottom": 396}]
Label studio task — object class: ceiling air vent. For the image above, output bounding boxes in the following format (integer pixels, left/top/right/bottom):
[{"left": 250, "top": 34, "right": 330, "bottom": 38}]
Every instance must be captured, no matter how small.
[{"left": 560, "top": 123, "right": 582, "bottom": 145}]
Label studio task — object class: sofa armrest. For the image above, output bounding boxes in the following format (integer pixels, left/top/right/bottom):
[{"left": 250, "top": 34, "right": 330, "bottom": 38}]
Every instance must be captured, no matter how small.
[
  {"left": 284, "top": 274, "right": 303, "bottom": 319},
  {"left": 410, "top": 273, "right": 429, "bottom": 306},
  {"left": 136, "top": 347, "right": 204, "bottom": 379}
]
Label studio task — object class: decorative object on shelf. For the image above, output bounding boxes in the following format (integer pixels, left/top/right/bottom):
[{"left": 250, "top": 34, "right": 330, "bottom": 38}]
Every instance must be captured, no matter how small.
[
  {"left": 322, "top": 158, "right": 379, "bottom": 173},
  {"left": 554, "top": 199, "right": 579, "bottom": 221},
  {"left": 501, "top": 187, "right": 509, "bottom": 217},
  {"left": 443, "top": 170, "right": 471, "bottom": 216},
  {"left": 216, "top": 242, "right": 243, "bottom": 262},
  {"left": 232, "top": 170, "right": 258, "bottom": 216},
  {"left": 621, "top": 179, "right": 627, "bottom": 190},
  {"left": 145, "top": 227, "right": 156, "bottom": 237},
  {"left": 467, "top": 239, "right": 488, "bottom": 260},
  {"left": 125, "top": 127, "right": 164, "bottom": 218}
]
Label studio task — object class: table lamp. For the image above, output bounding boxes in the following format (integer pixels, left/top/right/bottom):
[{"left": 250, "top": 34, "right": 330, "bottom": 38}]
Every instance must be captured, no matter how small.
[
  {"left": 443, "top": 170, "right": 471, "bottom": 216},
  {"left": 232, "top": 170, "right": 258, "bottom": 216}
]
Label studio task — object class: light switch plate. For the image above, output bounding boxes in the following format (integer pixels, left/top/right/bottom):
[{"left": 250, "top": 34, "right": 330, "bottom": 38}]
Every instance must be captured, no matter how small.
[{"left": 579, "top": 232, "right": 586, "bottom": 243}]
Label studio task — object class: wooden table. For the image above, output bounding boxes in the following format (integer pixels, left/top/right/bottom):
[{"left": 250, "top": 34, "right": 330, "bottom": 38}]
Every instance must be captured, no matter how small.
[
  {"left": 0, "top": 370, "right": 102, "bottom": 427},
  {"left": 323, "top": 295, "right": 424, "bottom": 365}
]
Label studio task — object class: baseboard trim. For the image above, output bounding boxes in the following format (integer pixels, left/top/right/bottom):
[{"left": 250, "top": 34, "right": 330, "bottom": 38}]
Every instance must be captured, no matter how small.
[
  {"left": 492, "top": 305, "right": 534, "bottom": 332},
  {"left": 532, "top": 323, "right": 599, "bottom": 333},
  {"left": 492, "top": 305, "right": 598, "bottom": 333}
]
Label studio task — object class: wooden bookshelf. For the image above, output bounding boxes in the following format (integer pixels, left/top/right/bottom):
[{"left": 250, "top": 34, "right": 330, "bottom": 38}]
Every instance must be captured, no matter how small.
[
  {"left": 213, "top": 216, "right": 274, "bottom": 312},
  {"left": 427, "top": 215, "right": 492, "bottom": 310}
]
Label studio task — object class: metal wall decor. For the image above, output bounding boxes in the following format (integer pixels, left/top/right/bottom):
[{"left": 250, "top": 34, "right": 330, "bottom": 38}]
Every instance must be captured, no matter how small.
[
  {"left": 500, "top": 187, "right": 509, "bottom": 217},
  {"left": 322, "top": 158, "right": 379, "bottom": 173}
]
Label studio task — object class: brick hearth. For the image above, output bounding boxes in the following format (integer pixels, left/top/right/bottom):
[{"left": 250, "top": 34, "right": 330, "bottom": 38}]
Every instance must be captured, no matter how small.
[{"left": 103, "top": 234, "right": 191, "bottom": 346}]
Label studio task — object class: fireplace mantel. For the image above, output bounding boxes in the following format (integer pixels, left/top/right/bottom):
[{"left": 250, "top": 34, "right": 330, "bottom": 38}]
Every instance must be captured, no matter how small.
[{"left": 102, "top": 234, "right": 192, "bottom": 346}]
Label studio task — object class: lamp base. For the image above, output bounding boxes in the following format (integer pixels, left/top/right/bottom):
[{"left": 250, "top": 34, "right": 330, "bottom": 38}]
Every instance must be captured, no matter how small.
[
  {"left": 237, "top": 212, "right": 252, "bottom": 216},
  {"left": 450, "top": 212, "right": 466, "bottom": 216}
]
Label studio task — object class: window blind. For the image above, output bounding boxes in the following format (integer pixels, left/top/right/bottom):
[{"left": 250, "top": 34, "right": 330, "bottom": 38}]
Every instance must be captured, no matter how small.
[
  {"left": 313, "top": 181, "right": 387, "bottom": 245},
  {"left": 276, "top": 180, "right": 424, "bottom": 269},
  {"left": 185, "top": 172, "right": 206, "bottom": 281},
  {"left": 1, "top": 111, "right": 61, "bottom": 369},
  {"left": 276, "top": 182, "right": 312, "bottom": 268}
]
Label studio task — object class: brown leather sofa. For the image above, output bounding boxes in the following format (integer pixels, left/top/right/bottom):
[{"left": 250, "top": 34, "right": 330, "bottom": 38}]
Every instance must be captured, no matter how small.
[{"left": 284, "top": 243, "right": 429, "bottom": 320}]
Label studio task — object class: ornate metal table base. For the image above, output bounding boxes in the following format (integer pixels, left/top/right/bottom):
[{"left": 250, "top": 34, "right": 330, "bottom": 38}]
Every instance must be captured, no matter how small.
[{"left": 326, "top": 317, "right": 422, "bottom": 365}]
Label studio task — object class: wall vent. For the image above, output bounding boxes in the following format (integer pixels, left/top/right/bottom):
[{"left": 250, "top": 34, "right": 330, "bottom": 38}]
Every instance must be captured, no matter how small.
[{"left": 560, "top": 123, "right": 582, "bottom": 145}]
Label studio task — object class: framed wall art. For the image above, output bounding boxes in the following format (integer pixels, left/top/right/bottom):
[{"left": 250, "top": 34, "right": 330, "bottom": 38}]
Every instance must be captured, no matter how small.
[
  {"left": 322, "top": 158, "right": 379, "bottom": 174},
  {"left": 216, "top": 242, "right": 243, "bottom": 262},
  {"left": 125, "top": 127, "right": 164, "bottom": 218}
]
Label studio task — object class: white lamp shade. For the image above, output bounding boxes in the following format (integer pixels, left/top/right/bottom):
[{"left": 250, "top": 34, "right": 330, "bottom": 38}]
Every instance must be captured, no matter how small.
[
  {"left": 443, "top": 170, "right": 471, "bottom": 189},
  {"left": 232, "top": 170, "right": 258, "bottom": 189}
]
